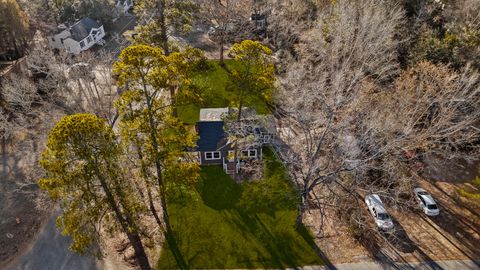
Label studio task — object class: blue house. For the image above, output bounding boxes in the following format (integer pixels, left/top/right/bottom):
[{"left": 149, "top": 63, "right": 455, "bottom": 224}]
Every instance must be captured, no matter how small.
[{"left": 195, "top": 108, "right": 271, "bottom": 174}]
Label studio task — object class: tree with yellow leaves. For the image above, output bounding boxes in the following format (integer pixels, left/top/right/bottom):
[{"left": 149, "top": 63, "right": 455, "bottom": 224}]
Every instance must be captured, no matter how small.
[
  {"left": 39, "top": 114, "right": 152, "bottom": 270},
  {"left": 226, "top": 40, "right": 275, "bottom": 179},
  {"left": 113, "top": 44, "right": 204, "bottom": 116},
  {"left": 113, "top": 45, "right": 200, "bottom": 253}
]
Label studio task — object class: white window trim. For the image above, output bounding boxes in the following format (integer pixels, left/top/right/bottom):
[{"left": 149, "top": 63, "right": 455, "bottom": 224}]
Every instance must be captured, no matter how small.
[
  {"left": 205, "top": 151, "right": 221, "bottom": 160},
  {"left": 241, "top": 149, "right": 257, "bottom": 158}
]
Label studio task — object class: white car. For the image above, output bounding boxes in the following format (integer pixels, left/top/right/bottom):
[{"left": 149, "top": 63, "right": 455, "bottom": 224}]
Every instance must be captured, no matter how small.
[
  {"left": 414, "top": 188, "right": 440, "bottom": 216},
  {"left": 365, "top": 194, "right": 394, "bottom": 231}
]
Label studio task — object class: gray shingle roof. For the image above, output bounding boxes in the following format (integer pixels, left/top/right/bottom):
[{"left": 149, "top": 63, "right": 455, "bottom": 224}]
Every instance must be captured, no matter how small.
[
  {"left": 196, "top": 121, "right": 227, "bottom": 151},
  {"left": 70, "top": 18, "right": 100, "bottom": 42}
]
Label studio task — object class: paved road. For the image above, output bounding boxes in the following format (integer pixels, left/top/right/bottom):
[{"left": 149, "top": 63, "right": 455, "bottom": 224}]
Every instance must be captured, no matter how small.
[
  {"left": 6, "top": 213, "right": 99, "bottom": 270},
  {"left": 299, "top": 259, "right": 480, "bottom": 270}
]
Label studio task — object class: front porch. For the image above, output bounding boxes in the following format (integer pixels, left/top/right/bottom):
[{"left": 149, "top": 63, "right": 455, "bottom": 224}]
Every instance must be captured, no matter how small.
[{"left": 223, "top": 157, "right": 240, "bottom": 175}]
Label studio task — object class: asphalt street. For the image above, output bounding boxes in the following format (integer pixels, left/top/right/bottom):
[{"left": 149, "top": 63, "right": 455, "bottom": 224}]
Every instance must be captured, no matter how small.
[{"left": 6, "top": 213, "right": 98, "bottom": 270}]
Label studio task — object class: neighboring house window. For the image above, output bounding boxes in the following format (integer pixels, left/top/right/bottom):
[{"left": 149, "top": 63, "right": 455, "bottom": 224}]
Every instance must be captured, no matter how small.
[
  {"left": 205, "top": 151, "right": 221, "bottom": 160},
  {"left": 262, "top": 134, "right": 272, "bottom": 143},
  {"left": 241, "top": 149, "right": 257, "bottom": 158},
  {"left": 80, "top": 41, "right": 85, "bottom": 48},
  {"left": 87, "top": 36, "right": 92, "bottom": 43}
]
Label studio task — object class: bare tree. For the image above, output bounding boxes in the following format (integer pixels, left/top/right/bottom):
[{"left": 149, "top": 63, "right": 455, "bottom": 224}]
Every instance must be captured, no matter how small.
[
  {"left": 199, "top": 0, "right": 253, "bottom": 63},
  {"left": 0, "top": 74, "right": 38, "bottom": 141},
  {"left": 66, "top": 51, "right": 120, "bottom": 125},
  {"left": 276, "top": 0, "right": 480, "bottom": 242},
  {"left": 264, "top": 0, "right": 316, "bottom": 59},
  {"left": 275, "top": 0, "right": 405, "bottom": 226},
  {"left": 26, "top": 42, "right": 120, "bottom": 124},
  {"left": 361, "top": 61, "right": 480, "bottom": 163}
]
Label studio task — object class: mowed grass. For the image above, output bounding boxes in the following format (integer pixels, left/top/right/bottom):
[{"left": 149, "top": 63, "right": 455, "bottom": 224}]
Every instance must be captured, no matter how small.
[
  {"left": 178, "top": 60, "right": 270, "bottom": 124},
  {"left": 157, "top": 148, "right": 322, "bottom": 269}
]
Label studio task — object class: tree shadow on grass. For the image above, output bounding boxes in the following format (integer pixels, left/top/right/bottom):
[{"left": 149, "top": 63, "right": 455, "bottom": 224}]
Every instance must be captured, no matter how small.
[
  {"left": 164, "top": 159, "right": 328, "bottom": 269},
  {"left": 196, "top": 166, "right": 242, "bottom": 210},
  {"left": 225, "top": 210, "right": 327, "bottom": 269},
  {"left": 163, "top": 230, "right": 189, "bottom": 270}
]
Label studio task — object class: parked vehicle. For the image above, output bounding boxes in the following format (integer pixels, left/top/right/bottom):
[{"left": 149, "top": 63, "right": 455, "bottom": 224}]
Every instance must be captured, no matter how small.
[
  {"left": 413, "top": 187, "right": 440, "bottom": 216},
  {"left": 365, "top": 194, "right": 394, "bottom": 231}
]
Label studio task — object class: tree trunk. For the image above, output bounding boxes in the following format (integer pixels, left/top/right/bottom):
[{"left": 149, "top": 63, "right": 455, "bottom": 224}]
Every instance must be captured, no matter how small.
[
  {"left": 97, "top": 172, "right": 151, "bottom": 270},
  {"left": 157, "top": 0, "right": 170, "bottom": 56},
  {"left": 296, "top": 189, "right": 308, "bottom": 226},
  {"left": 147, "top": 188, "right": 164, "bottom": 230},
  {"left": 232, "top": 99, "right": 243, "bottom": 181},
  {"left": 125, "top": 231, "right": 152, "bottom": 270},
  {"left": 134, "top": 141, "right": 164, "bottom": 231},
  {"left": 169, "top": 86, "right": 177, "bottom": 117},
  {"left": 219, "top": 37, "right": 225, "bottom": 65},
  {"left": 296, "top": 203, "right": 305, "bottom": 226},
  {"left": 142, "top": 81, "right": 173, "bottom": 234}
]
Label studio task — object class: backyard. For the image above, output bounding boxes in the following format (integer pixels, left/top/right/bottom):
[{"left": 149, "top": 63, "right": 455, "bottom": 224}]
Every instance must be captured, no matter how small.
[
  {"left": 157, "top": 148, "right": 323, "bottom": 269},
  {"left": 178, "top": 60, "right": 270, "bottom": 124}
]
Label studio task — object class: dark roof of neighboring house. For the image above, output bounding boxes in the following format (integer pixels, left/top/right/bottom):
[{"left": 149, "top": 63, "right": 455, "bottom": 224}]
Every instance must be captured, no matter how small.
[
  {"left": 196, "top": 121, "right": 227, "bottom": 151},
  {"left": 70, "top": 18, "right": 101, "bottom": 42},
  {"left": 251, "top": 14, "right": 266, "bottom": 20}
]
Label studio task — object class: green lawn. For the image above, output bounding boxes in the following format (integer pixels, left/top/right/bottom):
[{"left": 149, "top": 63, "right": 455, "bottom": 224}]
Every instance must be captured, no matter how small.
[
  {"left": 157, "top": 148, "right": 323, "bottom": 269},
  {"left": 178, "top": 60, "right": 270, "bottom": 124}
]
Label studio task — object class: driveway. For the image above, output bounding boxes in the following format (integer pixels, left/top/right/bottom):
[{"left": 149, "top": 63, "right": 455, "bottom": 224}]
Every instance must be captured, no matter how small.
[{"left": 6, "top": 213, "right": 99, "bottom": 270}]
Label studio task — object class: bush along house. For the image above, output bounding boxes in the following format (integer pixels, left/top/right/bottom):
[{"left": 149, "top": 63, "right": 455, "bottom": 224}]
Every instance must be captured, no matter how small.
[
  {"left": 195, "top": 108, "right": 273, "bottom": 175},
  {"left": 49, "top": 17, "right": 106, "bottom": 54}
]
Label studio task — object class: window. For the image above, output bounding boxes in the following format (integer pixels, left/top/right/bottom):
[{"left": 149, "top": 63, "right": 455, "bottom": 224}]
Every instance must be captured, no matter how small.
[
  {"left": 241, "top": 149, "right": 257, "bottom": 158},
  {"left": 205, "top": 151, "right": 221, "bottom": 160},
  {"left": 427, "top": 204, "right": 438, "bottom": 210},
  {"left": 87, "top": 36, "right": 92, "bottom": 43},
  {"left": 377, "top": 213, "right": 390, "bottom": 220},
  {"left": 419, "top": 197, "right": 426, "bottom": 206},
  {"left": 80, "top": 41, "right": 85, "bottom": 48}
]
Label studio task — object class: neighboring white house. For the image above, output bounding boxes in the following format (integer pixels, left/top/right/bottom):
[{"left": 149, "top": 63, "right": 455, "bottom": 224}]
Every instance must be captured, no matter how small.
[
  {"left": 49, "top": 18, "right": 106, "bottom": 54},
  {"left": 115, "top": 0, "right": 134, "bottom": 15}
]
